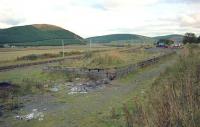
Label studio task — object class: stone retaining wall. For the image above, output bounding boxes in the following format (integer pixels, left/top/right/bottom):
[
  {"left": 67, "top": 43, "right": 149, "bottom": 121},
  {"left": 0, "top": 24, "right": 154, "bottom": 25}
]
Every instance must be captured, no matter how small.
[{"left": 43, "top": 52, "right": 175, "bottom": 80}]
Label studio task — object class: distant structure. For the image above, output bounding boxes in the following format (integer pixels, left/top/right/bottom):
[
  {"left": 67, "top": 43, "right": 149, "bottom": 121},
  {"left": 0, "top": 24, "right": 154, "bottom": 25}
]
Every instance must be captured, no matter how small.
[
  {"left": 156, "top": 39, "right": 182, "bottom": 48},
  {"left": 3, "top": 44, "right": 16, "bottom": 48}
]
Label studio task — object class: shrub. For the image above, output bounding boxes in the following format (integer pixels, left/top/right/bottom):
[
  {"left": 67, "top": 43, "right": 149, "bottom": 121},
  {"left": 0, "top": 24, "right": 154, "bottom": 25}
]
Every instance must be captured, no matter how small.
[
  {"left": 59, "top": 50, "right": 82, "bottom": 56},
  {"left": 17, "top": 54, "right": 39, "bottom": 60},
  {"left": 17, "top": 53, "right": 59, "bottom": 61}
]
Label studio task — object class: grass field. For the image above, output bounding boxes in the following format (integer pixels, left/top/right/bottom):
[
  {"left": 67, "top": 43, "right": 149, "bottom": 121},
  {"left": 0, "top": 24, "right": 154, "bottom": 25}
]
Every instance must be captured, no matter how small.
[
  {"left": 0, "top": 45, "right": 119, "bottom": 67},
  {"left": 59, "top": 47, "right": 161, "bottom": 68},
  {"left": 0, "top": 46, "right": 178, "bottom": 127},
  {"left": 0, "top": 45, "right": 113, "bottom": 61},
  {"left": 0, "top": 44, "right": 180, "bottom": 127}
]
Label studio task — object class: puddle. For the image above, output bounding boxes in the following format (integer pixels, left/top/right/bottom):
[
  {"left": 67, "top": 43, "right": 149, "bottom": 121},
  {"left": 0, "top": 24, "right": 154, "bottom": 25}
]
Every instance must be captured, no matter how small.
[{"left": 0, "top": 82, "right": 15, "bottom": 89}]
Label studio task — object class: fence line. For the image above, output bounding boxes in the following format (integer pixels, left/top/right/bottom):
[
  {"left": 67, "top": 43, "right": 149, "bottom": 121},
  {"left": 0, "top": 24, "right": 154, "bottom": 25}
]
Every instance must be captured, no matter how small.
[
  {"left": 43, "top": 51, "right": 175, "bottom": 80},
  {"left": 0, "top": 55, "right": 83, "bottom": 72}
]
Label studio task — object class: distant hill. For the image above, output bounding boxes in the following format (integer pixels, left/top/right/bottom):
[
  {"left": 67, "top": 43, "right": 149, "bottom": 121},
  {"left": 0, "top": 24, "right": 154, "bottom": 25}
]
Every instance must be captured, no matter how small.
[
  {"left": 0, "top": 24, "right": 85, "bottom": 46},
  {"left": 153, "top": 34, "right": 184, "bottom": 43},
  {"left": 86, "top": 34, "right": 156, "bottom": 44}
]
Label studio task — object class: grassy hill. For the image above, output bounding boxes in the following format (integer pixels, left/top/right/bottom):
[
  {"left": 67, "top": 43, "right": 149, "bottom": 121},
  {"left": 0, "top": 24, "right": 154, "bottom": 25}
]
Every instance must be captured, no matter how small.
[
  {"left": 86, "top": 34, "right": 156, "bottom": 44},
  {"left": 0, "top": 25, "right": 184, "bottom": 46},
  {"left": 87, "top": 34, "right": 184, "bottom": 44},
  {"left": 153, "top": 34, "right": 184, "bottom": 43},
  {"left": 0, "top": 24, "right": 86, "bottom": 46}
]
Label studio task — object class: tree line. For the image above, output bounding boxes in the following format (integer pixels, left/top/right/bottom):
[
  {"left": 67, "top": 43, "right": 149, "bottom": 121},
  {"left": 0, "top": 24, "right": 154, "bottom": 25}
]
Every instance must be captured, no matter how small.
[{"left": 183, "top": 33, "right": 200, "bottom": 44}]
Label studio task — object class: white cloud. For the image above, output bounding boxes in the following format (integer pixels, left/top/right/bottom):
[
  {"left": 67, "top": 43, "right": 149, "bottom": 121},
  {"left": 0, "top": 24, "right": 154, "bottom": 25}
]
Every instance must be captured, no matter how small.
[
  {"left": 102, "top": 0, "right": 159, "bottom": 9},
  {"left": 0, "top": 0, "right": 199, "bottom": 37},
  {"left": 180, "top": 14, "right": 200, "bottom": 28}
]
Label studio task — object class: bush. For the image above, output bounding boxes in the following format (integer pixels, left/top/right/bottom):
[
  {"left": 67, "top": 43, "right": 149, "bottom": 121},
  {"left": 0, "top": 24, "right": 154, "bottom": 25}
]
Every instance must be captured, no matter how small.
[
  {"left": 17, "top": 53, "right": 59, "bottom": 61},
  {"left": 17, "top": 54, "right": 39, "bottom": 60},
  {"left": 59, "top": 50, "right": 82, "bottom": 56}
]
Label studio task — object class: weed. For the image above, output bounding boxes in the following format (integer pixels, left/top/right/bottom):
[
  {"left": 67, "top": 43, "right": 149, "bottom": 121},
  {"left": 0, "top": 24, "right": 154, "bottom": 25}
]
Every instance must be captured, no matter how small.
[{"left": 121, "top": 45, "right": 200, "bottom": 127}]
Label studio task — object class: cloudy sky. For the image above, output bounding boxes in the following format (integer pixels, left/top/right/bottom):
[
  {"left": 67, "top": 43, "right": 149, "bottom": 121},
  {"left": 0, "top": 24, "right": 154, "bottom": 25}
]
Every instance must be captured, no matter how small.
[{"left": 0, "top": 0, "right": 200, "bottom": 37}]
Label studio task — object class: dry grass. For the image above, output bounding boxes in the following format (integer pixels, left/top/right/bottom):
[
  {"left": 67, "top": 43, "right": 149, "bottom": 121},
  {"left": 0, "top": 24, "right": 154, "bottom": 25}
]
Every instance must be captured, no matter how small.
[
  {"left": 0, "top": 45, "right": 116, "bottom": 67},
  {"left": 122, "top": 45, "right": 200, "bottom": 127},
  {"left": 0, "top": 48, "right": 62, "bottom": 61},
  {"left": 61, "top": 48, "right": 160, "bottom": 68},
  {"left": 89, "top": 51, "right": 125, "bottom": 68},
  {"left": 0, "top": 45, "right": 115, "bottom": 61}
]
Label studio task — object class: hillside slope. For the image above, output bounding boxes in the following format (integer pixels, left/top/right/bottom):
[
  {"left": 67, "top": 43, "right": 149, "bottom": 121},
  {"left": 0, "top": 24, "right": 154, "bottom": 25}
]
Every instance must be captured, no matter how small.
[
  {"left": 153, "top": 34, "right": 184, "bottom": 43},
  {"left": 0, "top": 24, "right": 85, "bottom": 46},
  {"left": 86, "top": 34, "right": 156, "bottom": 43}
]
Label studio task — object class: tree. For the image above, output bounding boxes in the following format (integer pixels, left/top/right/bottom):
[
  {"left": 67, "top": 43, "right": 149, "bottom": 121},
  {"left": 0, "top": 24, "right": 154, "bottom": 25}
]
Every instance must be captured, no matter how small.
[
  {"left": 197, "top": 36, "right": 200, "bottom": 43},
  {"left": 183, "top": 33, "right": 197, "bottom": 44}
]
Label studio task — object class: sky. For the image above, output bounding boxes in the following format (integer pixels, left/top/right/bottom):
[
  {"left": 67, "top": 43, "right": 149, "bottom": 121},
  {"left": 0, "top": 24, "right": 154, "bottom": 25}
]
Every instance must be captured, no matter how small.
[{"left": 0, "top": 0, "right": 200, "bottom": 38}]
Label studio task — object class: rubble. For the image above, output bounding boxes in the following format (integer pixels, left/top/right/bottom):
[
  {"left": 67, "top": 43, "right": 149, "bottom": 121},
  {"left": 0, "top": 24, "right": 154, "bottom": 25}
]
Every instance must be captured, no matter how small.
[
  {"left": 68, "top": 84, "right": 87, "bottom": 94},
  {"left": 68, "top": 78, "right": 111, "bottom": 94},
  {"left": 50, "top": 86, "right": 59, "bottom": 92},
  {"left": 15, "top": 109, "right": 44, "bottom": 121}
]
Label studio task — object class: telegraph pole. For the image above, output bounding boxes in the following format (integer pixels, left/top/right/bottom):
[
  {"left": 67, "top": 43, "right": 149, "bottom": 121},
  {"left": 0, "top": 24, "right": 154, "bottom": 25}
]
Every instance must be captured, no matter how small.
[
  {"left": 89, "top": 39, "right": 92, "bottom": 50},
  {"left": 62, "top": 40, "right": 64, "bottom": 58}
]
